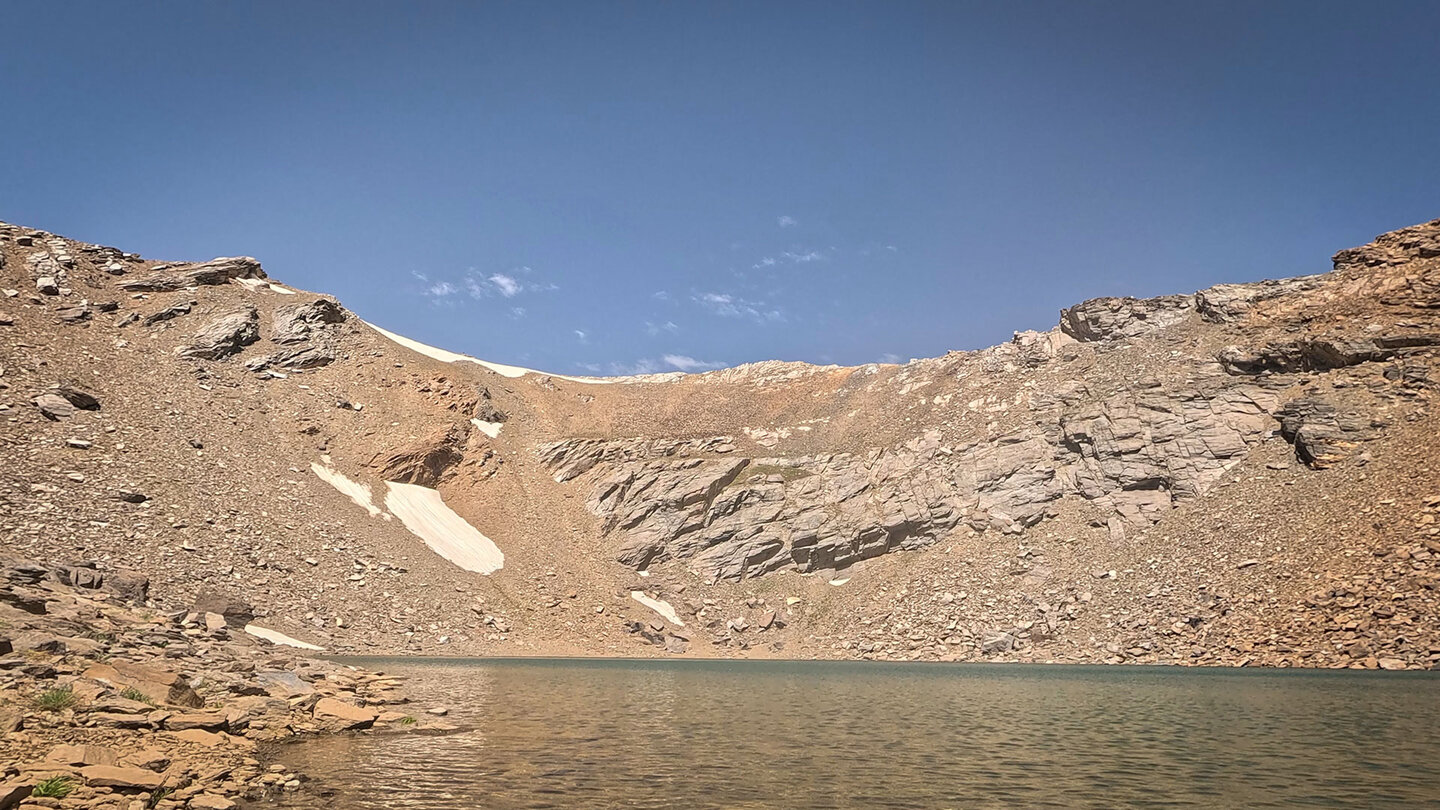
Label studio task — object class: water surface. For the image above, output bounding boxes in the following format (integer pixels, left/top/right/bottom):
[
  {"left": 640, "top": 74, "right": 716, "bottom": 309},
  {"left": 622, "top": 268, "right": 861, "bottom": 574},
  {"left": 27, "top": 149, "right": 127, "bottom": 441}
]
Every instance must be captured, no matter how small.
[{"left": 272, "top": 658, "right": 1440, "bottom": 809}]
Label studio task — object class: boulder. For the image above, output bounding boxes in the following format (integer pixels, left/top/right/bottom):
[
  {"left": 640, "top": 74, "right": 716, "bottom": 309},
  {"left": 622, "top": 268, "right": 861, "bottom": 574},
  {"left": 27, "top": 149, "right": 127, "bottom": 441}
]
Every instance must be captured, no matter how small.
[
  {"left": 224, "top": 696, "right": 290, "bottom": 730},
  {"left": 179, "top": 307, "right": 260, "bottom": 360},
  {"left": 82, "top": 661, "right": 203, "bottom": 708},
  {"left": 192, "top": 591, "right": 255, "bottom": 625},
  {"left": 311, "top": 697, "right": 378, "bottom": 731},
  {"left": 32, "top": 393, "right": 74, "bottom": 420},
  {"left": 142, "top": 301, "right": 192, "bottom": 325},
  {"left": 271, "top": 298, "right": 345, "bottom": 344},
  {"left": 79, "top": 765, "right": 164, "bottom": 790},
  {"left": 1275, "top": 397, "right": 1374, "bottom": 469}
]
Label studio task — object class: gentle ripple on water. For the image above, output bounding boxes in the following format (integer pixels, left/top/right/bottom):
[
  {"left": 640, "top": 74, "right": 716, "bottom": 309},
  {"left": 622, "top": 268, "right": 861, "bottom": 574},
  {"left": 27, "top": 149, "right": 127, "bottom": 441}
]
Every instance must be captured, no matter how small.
[{"left": 268, "top": 659, "right": 1440, "bottom": 809}]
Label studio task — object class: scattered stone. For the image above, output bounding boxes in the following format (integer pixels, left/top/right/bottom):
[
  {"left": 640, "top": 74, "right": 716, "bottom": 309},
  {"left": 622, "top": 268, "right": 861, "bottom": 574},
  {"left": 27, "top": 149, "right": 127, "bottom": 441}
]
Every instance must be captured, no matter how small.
[{"left": 79, "top": 764, "right": 165, "bottom": 790}]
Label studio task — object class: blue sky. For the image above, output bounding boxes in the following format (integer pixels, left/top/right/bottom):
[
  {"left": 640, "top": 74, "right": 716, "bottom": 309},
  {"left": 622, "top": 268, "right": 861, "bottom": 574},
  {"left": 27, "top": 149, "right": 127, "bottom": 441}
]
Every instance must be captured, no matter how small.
[{"left": 4, "top": 2, "right": 1439, "bottom": 374}]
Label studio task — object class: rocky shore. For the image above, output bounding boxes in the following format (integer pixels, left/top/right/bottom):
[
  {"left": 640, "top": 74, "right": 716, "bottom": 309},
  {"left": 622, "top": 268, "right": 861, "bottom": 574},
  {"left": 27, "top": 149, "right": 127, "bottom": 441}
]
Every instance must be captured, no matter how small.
[{"left": 0, "top": 558, "right": 450, "bottom": 810}]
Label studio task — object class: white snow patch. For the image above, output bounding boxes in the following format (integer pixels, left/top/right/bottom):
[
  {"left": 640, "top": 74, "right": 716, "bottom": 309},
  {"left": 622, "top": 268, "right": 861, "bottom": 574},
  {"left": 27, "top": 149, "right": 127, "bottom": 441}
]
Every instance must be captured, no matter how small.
[
  {"left": 245, "top": 625, "right": 325, "bottom": 651},
  {"left": 310, "top": 462, "right": 383, "bottom": 518},
  {"left": 384, "top": 481, "right": 504, "bottom": 574},
  {"left": 630, "top": 591, "right": 685, "bottom": 626},
  {"left": 470, "top": 418, "right": 503, "bottom": 438},
  {"left": 234, "top": 277, "right": 298, "bottom": 295},
  {"left": 363, "top": 321, "right": 615, "bottom": 384}
]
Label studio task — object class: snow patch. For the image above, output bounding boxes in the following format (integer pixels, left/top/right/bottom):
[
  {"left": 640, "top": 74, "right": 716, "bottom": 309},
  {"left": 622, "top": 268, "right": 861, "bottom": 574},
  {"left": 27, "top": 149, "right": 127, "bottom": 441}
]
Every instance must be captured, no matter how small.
[
  {"left": 245, "top": 625, "right": 325, "bottom": 651},
  {"left": 630, "top": 591, "right": 685, "bottom": 626},
  {"left": 384, "top": 481, "right": 504, "bottom": 574},
  {"left": 235, "top": 277, "right": 298, "bottom": 295},
  {"left": 470, "top": 418, "right": 503, "bottom": 438},
  {"left": 364, "top": 321, "right": 614, "bottom": 385},
  {"left": 310, "top": 462, "right": 383, "bottom": 518}
]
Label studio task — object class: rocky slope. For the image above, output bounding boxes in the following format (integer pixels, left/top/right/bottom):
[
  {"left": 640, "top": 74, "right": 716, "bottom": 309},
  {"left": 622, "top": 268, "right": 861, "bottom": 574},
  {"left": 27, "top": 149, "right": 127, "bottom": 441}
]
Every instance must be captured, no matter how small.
[
  {"left": 0, "top": 556, "right": 456, "bottom": 810},
  {"left": 1, "top": 217, "right": 1438, "bottom": 672}
]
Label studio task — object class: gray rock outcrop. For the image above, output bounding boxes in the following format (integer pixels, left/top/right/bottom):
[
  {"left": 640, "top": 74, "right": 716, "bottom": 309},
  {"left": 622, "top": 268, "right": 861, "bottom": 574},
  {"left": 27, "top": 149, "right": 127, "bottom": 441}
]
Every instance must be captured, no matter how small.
[
  {"left": 1059, "top": 295, "right": 1193, "bottom": 342},
  {"left": 245, "top": 298, "right": 347, "bottom": 371},
  {"left": 180, "top": 307, "right": 260, "bottom": 360},
  {"left": 117, "top": 256, "right": 265, "bottom": 292},
  {"left": 542, "top": 382, "right": 1285, "bottom": 581}
]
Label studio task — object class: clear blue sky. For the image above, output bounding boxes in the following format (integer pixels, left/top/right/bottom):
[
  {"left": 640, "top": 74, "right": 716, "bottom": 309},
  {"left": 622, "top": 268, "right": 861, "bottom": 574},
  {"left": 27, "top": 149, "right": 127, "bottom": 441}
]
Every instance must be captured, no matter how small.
[{"left": 4, "top": 2, "right": 1438, "bottom": 374}]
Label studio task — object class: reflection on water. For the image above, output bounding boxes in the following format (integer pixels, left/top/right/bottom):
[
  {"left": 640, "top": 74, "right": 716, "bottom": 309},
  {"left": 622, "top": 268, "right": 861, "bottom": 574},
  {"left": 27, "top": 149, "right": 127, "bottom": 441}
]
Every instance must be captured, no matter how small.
[{"left": 270, "top": 659, "right": 1440, "bottom": 809}]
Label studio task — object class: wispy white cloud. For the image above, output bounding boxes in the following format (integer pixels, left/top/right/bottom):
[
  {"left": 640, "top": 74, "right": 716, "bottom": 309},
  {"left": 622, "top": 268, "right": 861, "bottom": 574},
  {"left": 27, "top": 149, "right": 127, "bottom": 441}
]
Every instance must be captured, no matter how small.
[
  {"left": 577, "top": 362, "right": 603, "bottom": 373},
  {"left": 879, "top": 353, "right": 903, "bottom": 364},
  {"left": 653, "top": 290, "right": 670, "bottom": 301},
  {"left": 574, "top": 329, "right": 588, "bottom": 343},
  {"left": 777, "top": 215, "right": 797, "bottom": 228},
  {"left": 752, "top": 249, "right": 826, "bottom": 269},
  {"left": 450, "top": 268, "right": 559, "bottom": 299},
  {"left": 425, "top": 281, "right": 458, "bottom": 299},
  {"left": 781, "top": 249, "right": 824, "bottom": 263},
  {"left": 509, "top": 306, "right": 527, "bottom": 319},
  {"left": 644, "top": 320, "right": 680, "bottom": 336},
  {"left": 465, "top": 275, "right": 487, "bottom": 299},
  {"left": 694, "top": 292, "right": 784, "bottom": 323},
  {"left": 663, "top": 354, "right": 724, "bottom": 372},
  {"left": 490, "top": 273, "right": 521, "bottom": 297}
]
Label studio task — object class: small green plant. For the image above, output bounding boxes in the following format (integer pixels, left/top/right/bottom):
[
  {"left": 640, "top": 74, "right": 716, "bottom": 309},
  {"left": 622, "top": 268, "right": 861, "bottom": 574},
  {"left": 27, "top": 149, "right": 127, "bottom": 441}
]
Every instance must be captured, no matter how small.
[
  {"left": 120, "top": 687, "right": 157, "bottom": 706},
  {"left": 32, "top": 776, "right": 76, "bottom": 798},
  {"left": 33, "top": 686, "right": 77, "bottom": 712},
  {"left": 147, "top": 787, "right": 172, "bottom": 808},
  {"left": 398, "top": 715, "right": 417, "bottom": 725}
]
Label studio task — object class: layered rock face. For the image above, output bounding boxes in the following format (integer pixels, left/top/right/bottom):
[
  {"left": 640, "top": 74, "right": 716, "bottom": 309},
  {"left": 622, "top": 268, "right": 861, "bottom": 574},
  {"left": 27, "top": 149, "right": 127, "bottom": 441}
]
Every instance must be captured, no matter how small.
[
  {"left": 539, "top": 384, "right": 1282, "bottom": 581},
  {"left": 529, "top": 222, "right": 1440, "bottom": 584}
]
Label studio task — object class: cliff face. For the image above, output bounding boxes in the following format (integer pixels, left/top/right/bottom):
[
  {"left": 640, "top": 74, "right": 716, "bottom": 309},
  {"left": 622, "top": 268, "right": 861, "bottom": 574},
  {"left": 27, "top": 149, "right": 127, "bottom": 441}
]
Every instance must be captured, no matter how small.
[{"left": 2, "top": 218, "right": 1438, "bottom": 669}]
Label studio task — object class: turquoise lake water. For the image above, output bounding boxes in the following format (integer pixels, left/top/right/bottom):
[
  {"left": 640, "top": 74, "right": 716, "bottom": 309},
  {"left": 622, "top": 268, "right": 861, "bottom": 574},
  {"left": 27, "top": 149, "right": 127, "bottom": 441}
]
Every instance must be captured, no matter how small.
[{"left": 270, "top": 658, "right": 1440, "bottom": 809}]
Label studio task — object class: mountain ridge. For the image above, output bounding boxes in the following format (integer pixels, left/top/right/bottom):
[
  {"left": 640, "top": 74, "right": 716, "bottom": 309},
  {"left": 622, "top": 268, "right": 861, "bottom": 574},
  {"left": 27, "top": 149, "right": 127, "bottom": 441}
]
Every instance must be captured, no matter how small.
[{"left": 2, "top": 217, "right": 1438, "bottom": 671}]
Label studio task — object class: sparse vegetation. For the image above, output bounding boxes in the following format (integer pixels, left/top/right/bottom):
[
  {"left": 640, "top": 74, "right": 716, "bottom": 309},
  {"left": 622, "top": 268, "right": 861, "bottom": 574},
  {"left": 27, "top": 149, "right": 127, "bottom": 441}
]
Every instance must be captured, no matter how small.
[
  {"left": 32, "top": 776, "right": 76, "bottom": 798},
  {"left": 120, "top": 686, "right": 158, "bottom": 706},
  {"left": 33, "top": 686, "right": 76, "bottom": 712},
  {"left": 398, "top": 715, "right": 418, "bottom": 725},
  {"left": 147, "top": 788, "right": 172, "bottom": 808}
]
